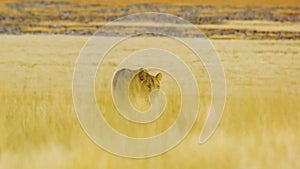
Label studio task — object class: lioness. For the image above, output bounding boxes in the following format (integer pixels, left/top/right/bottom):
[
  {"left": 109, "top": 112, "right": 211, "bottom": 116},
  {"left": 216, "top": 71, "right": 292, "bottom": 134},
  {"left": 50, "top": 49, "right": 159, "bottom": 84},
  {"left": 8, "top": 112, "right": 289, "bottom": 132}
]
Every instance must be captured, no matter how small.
[{"left": 113, "top": 68, "right": 162, "bottom": 112}]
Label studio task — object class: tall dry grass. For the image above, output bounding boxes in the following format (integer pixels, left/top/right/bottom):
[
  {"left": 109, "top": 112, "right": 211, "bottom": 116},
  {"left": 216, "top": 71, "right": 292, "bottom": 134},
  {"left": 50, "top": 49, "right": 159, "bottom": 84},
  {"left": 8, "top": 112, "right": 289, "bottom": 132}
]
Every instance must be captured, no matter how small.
[{"left": 0, "top": 35, "right": 299, "bottom": 168}]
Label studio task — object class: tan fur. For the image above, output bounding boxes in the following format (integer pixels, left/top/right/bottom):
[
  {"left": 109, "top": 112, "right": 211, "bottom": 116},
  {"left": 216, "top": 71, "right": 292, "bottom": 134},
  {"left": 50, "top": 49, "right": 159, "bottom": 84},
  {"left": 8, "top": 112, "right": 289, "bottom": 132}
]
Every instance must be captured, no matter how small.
[{"left": 113, "top": 68, "right": 162, "bottom": 112}]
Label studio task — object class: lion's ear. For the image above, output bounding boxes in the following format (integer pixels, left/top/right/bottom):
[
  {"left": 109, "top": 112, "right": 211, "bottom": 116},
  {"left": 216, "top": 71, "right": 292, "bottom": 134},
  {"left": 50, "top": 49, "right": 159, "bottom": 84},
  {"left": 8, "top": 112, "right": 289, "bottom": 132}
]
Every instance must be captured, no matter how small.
[
  {"left": 138, "top": 71, "right": 147, "bottom": 81},
  {"left": 156, "top": 73, "right": 162, "bottom": 81}
]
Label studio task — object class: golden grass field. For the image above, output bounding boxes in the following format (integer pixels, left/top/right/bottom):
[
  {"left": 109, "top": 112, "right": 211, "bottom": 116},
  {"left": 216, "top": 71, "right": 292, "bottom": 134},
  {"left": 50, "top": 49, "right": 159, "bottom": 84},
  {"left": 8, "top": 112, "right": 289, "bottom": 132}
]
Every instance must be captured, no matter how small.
[
  {"left": 0, "top": 33, "right": 299, "bottom": 168},
  {"left": 0, "top": 0, "right": 299, "bottom": 168}
]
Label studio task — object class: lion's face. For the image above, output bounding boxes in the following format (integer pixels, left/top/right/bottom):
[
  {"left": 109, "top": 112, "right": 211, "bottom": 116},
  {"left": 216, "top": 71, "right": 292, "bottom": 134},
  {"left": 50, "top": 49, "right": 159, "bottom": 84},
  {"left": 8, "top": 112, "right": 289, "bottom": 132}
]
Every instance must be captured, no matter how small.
[{"left": 137, "top": 69, "right": 162, "bottom": 93}]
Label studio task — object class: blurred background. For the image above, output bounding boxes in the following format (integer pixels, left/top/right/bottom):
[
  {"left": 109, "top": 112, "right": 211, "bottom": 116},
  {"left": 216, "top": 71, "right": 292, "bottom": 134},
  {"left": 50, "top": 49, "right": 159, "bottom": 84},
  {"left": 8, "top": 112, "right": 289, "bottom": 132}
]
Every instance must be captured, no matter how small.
[
  {"left": 0, "top": 0, "right": 299, "bottom": 39},
  {"left": 0, "top": 0, "right": 299, "bottom": 169}
]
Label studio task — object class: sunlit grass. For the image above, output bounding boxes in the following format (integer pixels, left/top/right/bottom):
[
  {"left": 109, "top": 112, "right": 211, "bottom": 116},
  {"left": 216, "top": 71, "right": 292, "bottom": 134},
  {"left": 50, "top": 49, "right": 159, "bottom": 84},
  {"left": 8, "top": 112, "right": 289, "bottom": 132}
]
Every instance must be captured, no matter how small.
[{"left": 0, "top": 35, "right": 299, "bottom": 168}]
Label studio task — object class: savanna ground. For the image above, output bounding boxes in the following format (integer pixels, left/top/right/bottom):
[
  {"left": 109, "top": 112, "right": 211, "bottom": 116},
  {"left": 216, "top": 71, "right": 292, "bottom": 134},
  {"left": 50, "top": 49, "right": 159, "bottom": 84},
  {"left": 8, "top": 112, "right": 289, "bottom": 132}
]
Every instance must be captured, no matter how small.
[
  {"left": 1, "top": 0, "right": 300, "bottom": 169},
  {"left": 1, "top": 35, "right": 299, "bottom": 169}
]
